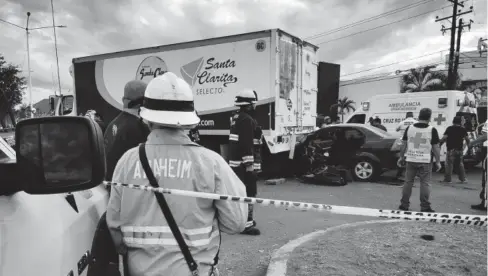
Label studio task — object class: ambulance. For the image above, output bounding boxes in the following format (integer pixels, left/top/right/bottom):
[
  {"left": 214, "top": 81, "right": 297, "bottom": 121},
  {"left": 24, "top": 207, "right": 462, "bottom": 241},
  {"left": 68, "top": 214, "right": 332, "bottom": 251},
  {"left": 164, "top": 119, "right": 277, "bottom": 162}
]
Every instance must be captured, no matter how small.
[{"left": 345, "top": 90, "right": 480, "bottom": 162}]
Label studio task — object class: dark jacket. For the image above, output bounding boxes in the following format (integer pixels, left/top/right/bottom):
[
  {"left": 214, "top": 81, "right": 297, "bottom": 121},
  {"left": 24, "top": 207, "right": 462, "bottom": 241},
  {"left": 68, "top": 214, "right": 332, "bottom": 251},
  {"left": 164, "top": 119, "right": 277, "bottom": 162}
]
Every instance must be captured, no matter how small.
[
  {"left": 228, "top": 110, "right": 263, "bottom": 172},
  {"left": 103, "top": 111, "right": 150, "bottom": 181}
]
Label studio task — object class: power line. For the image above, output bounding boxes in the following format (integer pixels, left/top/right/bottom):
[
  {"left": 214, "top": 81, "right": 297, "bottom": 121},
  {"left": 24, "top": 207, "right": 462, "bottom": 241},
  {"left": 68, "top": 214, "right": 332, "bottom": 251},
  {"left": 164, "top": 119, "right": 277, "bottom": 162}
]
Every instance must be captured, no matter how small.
[
  {"left": 0, "top": 18, "right": 24, "bottom": 29},
  {"left": 317, "top": 5, "right": 452, "bottom": 45},
  {"left": 340, "top": 62, "right": 446, "bottom": 86},
  {"left": 341, "top": 49, "right": 449, "bottom": 77},
  {"left": 306, "top": 0, "right": 436, "bottom": 40}
]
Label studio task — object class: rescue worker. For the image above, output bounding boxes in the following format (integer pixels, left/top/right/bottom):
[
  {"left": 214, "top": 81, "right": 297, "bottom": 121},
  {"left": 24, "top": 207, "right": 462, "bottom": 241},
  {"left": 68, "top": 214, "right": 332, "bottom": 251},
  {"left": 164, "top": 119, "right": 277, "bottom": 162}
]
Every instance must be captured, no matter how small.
[
  {"left": 106, "top": 73, "right": 248, "bottom": 276},
  {"left": 321, "top": 116, "right": 332, "bottom": 128},
  {"left": 396, "top": 112, "right": 417, "bottom": 133},
  {"left": 104, "top": 80, "right": 150, "bottom": 182},
  {"left": 468, "top": 123, "right": 487, "bottom": 210},
  {"left": 394, "top": 112, "right": 418, "bottom": 181},
  {"left": 229, "top": 88, "right": 262, "bottom": 236},
  {"left": 188, "top": 111, "right": 201, "bottom": 144},
  {"left": 398, "top": 108, "right": 441, "bottom": 213}
]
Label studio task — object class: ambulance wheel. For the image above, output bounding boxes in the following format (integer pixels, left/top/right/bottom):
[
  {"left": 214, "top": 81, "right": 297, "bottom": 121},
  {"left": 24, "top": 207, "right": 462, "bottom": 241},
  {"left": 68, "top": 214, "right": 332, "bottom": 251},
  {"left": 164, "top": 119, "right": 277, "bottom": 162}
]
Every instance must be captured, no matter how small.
[{"left": 352, "top": 158, "right": 379, "bottom": 182}]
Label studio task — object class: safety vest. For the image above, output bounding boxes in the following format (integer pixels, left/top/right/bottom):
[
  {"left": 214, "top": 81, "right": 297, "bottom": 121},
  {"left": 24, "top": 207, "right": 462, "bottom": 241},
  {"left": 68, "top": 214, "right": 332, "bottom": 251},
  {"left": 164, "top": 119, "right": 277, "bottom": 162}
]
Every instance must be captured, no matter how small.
[
  {"left": 405, "top": 125, "right": 433, "bottom": 163},
  {"left": 228, "top": 111, "right": 262, "bottom": 171},
  {"left": 106, "top": 128, "right": 248, "bottom": 276}
]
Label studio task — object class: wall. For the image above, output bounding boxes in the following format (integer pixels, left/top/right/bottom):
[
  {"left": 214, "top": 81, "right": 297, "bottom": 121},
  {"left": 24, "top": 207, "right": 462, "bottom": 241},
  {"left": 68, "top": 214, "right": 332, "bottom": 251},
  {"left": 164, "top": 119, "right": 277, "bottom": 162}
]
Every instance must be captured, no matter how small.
[{"left": 338, "top": 75, "right": 401, "bottom": 121}]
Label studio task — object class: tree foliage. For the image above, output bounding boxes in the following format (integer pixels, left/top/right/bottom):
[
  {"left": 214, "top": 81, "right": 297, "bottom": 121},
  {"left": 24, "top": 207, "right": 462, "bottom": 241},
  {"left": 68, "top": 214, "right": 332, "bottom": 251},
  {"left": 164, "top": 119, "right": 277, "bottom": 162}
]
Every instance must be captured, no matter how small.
[
  {"left": 0, "top": 54, "right": 26, "bottom": 128},
  {"left": 399, "top": 66, "right": 462, "bottom": 93},
  {"left": 330, "top": 96, "right": 356, "bottom": 123}
]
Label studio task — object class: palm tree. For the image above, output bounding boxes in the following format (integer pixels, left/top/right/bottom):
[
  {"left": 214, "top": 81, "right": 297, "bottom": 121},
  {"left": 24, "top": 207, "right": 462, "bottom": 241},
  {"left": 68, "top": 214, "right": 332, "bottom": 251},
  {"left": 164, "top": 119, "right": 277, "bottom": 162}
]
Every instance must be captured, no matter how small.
[
  {"left": 400, "top": 66, "right": 461, "bottom": 93},
  {"left": 330, "top": 97, "right": 356, "bottom": 123}
]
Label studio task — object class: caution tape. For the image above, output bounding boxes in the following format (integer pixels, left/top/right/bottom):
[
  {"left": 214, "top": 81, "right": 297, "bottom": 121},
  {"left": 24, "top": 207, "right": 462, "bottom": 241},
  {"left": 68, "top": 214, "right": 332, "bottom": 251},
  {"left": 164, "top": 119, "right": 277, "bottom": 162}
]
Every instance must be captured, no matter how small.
[{"left": 104, "top": 182, "right": 487, "bottom": 227}]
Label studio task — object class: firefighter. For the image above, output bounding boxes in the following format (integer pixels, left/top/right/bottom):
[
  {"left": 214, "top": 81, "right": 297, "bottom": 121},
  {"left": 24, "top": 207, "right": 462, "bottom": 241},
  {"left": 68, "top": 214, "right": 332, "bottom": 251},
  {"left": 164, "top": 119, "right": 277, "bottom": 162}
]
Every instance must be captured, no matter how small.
[
  {"left": 104, "top": 80, "right": 150, "bottom": 182},
  {"left": 468, "top": 123, "right": 487, "bottom": 210},
  {"left": 106, "top": 73, "right": 248, "bottom": 276},
  {"left": 228, "top": 88, "right": 262, "bottom": 236},
  {"left": 188, "top": 111, "right": 201, "bottom": 144}
]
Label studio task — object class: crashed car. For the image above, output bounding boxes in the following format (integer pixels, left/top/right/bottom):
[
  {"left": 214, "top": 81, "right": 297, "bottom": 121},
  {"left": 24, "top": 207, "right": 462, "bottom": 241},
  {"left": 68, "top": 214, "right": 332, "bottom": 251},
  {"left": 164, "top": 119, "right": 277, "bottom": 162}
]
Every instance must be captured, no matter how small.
[{"left": 294, "top": 124, "right": 402, "bottom": 182}]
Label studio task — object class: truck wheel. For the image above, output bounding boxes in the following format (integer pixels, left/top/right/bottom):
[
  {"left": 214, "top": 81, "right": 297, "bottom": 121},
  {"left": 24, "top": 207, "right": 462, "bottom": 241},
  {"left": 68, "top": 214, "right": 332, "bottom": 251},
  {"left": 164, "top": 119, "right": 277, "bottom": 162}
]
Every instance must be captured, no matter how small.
[{"left": 352, "top": 158, "right": 379, "bottom": 182}]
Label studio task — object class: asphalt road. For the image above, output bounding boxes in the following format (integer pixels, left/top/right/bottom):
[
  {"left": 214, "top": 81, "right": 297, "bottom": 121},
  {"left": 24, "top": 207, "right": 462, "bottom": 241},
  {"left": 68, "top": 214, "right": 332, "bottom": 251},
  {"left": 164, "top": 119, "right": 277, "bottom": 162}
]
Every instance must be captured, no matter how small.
[{"left": 217, "top": 168, "right": 486, "bottom": 276}]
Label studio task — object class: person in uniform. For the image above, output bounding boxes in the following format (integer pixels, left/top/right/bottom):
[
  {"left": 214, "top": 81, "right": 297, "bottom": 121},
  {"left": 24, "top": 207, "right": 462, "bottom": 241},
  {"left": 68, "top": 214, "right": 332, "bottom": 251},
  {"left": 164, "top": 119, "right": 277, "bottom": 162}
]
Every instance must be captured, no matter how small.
[
  {"left": 398, "top": 108, "right": 441, "bottom": 213},
  {"left": 394, "top": 112, "right": 418, "bottom": 181},
  {"left": 104, "top": 80, "right": 150, "bottom": 182},
  {"left": 106, "top": 73, "right": 248, "bottom": 276},
  {"left": 228, "top": 89, "right": 262, "bottom": 236},
  {"left": 468, "top": 123, "right": 487, "bottom": 210}
]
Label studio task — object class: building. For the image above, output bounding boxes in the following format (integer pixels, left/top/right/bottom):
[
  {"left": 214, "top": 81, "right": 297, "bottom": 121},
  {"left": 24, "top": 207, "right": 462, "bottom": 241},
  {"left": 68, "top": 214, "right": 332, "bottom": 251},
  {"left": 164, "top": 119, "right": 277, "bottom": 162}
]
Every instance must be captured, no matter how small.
[{"left": 338, "top": 49, "right": 487, "bottom": 122}]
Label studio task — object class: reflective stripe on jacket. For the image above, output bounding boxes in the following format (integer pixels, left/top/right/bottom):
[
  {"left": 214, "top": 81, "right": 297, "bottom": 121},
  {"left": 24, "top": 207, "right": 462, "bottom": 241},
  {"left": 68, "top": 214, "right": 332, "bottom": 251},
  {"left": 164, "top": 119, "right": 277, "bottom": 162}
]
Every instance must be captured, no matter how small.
[
  {"left": 228, "top": 111, "right": 262, "bottom": 171},
  {"left": 106, "top": 128, "right": 248, "bottom": 276},
  {"left": 405, "top": 125, "right": 433, "bottom": 163}
]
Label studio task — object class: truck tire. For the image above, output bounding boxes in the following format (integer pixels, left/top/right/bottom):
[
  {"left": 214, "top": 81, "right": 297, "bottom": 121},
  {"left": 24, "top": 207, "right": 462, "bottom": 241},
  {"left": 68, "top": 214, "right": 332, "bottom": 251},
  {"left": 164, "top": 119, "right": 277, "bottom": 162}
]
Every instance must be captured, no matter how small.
[{"left": 352, "top": 158, "right": 379, "bottom": 182}]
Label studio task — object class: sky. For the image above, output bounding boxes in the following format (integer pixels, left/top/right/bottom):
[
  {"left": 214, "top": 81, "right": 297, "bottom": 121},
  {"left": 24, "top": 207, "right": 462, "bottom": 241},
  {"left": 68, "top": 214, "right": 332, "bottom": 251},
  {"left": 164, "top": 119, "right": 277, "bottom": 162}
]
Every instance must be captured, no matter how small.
[{"left": 0, "top": 0, "right": 487, "bottom": 106}]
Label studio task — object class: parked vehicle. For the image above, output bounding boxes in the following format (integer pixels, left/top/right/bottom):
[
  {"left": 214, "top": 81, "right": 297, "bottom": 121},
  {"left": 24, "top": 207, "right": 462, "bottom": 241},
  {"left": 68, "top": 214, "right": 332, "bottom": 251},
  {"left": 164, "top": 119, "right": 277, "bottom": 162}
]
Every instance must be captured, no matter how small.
[
  {"left": 49, "top": 29, "right": 322, "bottom": 176},
  {"left": 0, "top": 116, "right": 108, "bottom": 276},
  {"left": 294, "top": 123, "right": 402, "bottom": 182}
]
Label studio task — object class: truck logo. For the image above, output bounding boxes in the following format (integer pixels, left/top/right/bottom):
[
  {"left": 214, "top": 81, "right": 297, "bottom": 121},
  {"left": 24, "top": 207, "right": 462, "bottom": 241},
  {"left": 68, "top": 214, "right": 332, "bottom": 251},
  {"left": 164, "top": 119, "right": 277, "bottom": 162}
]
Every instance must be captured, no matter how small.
[
  {"left": 181, "top": 57, "right": 238, "bottom": 92},
  {"left": 180, "top": 57, "right": 205, "bottom": 86},
  {"left": 136, "top": 56, "right": 168, "bottom": 83},
  {"left": 256, "top": 40, "right": 266, "bottom": 52}
]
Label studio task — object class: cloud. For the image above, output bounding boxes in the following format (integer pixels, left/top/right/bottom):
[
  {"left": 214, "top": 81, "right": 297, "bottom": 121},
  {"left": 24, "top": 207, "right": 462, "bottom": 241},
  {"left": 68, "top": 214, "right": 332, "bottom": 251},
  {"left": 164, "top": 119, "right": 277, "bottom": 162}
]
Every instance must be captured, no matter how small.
[{"left": 0, "top": 0, "right": 486, "bottom": 106}]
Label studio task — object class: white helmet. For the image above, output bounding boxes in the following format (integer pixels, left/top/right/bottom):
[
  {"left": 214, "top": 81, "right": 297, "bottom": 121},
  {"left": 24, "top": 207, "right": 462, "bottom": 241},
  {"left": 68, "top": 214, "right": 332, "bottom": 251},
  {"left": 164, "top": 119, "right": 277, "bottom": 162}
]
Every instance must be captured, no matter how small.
[
  {"left": 235, "top": 89, "right": 258, "bottom": 106},
  {"left": 140, "top": 72, "right": 200, "bottom": 128}
]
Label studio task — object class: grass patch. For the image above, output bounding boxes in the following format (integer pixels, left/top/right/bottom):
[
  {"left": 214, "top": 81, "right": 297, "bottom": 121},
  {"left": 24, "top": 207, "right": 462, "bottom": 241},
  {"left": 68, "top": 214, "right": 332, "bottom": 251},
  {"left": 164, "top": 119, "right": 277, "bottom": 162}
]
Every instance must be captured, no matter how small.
[{"left": 288, "top": 221, "right": 487, "bottom": 276}]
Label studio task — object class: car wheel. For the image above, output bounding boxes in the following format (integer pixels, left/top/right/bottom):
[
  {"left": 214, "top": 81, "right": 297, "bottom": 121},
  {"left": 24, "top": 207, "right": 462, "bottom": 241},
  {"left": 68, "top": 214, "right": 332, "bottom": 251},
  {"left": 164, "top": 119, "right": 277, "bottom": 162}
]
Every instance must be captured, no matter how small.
[{"left": 353, "top": 158, "right": 378, "bottom": 182}]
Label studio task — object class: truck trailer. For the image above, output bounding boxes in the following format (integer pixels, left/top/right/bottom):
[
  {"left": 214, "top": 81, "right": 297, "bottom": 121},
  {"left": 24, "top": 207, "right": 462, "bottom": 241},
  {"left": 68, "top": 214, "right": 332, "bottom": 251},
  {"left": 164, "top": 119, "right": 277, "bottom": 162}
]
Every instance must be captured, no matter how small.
[{"left": 51, "top": 29, "right": 320, "bottom": 175}]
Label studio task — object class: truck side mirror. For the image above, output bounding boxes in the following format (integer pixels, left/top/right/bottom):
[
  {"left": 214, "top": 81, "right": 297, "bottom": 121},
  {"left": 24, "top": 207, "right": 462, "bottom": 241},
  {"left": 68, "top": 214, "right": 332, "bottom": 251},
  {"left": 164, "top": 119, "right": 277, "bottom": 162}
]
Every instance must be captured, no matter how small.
[{"left": 15, "top": 116, "right": 106, "bottom": 194}]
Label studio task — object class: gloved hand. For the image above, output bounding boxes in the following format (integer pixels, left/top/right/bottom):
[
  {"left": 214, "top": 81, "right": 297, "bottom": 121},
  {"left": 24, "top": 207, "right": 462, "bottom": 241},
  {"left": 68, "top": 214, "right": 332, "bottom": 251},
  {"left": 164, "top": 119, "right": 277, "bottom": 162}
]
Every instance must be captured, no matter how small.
[{"left": 245, "top": 164, "right": 254, "bottom": 172}]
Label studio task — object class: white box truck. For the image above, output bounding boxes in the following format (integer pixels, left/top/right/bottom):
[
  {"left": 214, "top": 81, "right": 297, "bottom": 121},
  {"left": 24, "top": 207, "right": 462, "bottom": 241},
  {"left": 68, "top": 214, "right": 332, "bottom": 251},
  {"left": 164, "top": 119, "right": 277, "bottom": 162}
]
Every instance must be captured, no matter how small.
[
  {"left": 51, "top": 29, "right": 319, "bottom": 175},
  {"left": 345, "top": 90, "right": 480, "bottom": 163}
]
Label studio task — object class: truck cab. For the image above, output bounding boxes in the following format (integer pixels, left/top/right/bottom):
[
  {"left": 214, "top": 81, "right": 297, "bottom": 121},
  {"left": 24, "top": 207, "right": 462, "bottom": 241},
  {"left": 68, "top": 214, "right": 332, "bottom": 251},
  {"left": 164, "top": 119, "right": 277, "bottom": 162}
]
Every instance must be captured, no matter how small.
[{"left": 0, "top": 117, "right": 108, "bottom": 276}]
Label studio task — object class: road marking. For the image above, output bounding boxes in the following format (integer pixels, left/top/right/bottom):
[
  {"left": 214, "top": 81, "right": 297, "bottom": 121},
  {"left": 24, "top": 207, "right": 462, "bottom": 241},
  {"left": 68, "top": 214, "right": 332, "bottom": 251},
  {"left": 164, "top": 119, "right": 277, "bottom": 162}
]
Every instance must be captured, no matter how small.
[{"left": 265, "top": 219, "right": 401, "bottom": 276}]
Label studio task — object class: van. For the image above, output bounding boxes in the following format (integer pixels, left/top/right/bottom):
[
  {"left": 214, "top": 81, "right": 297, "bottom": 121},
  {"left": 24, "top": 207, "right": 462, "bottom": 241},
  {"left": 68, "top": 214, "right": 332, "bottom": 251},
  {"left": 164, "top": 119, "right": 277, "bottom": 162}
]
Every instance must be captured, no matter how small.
[{"left": 345, "top": 90, "right": 479, "bottom": 162}]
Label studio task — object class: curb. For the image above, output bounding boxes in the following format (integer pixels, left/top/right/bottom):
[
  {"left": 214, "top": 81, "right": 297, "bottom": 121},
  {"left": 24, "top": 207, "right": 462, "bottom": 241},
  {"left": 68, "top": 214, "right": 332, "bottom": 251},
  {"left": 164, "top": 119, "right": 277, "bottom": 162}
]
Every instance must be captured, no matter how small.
[{"left": 265, "top": 219, "right": 403, "bottom": 276}]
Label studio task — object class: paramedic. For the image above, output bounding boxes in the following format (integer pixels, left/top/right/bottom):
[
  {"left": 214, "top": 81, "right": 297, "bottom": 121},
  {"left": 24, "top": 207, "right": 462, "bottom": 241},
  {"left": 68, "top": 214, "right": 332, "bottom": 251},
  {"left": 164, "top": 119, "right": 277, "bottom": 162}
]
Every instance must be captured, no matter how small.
[
  {"left": 394, "top": 112, "right": 418, "bottom": 181},
  {"left": 398, "top": 108, "right": 441, "bottom": 213},
  {"left": 106, "top": 73, "right": 248, "bottom": 276},
  {"left": 439, "top": 116, "right": 470, "bottom": 184},
  {"left": 229, "top": 89, "right": 263, "bottom": 236},
  {"left": 104, "top": 80, "right": 150, "bottom": 181},
  {"left": 468, "top": 123, "right": 487, "bottom": 211},
  {"left": 396, "top": 112, "right": 417, "bottom": 133}
]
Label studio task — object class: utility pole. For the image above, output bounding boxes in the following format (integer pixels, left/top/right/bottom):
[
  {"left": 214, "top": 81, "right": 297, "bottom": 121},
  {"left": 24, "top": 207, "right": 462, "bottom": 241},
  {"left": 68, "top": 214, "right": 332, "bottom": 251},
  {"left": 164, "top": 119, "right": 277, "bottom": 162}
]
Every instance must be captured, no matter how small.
[
  {"left": 452, "top": 18, "right": 473, "bottom": 85},
  {"left": 0, "top": 14, "right": 66, "bottom": 118},
  {"left": 436, "top": 0, "right": 473, "bottom": 89}
]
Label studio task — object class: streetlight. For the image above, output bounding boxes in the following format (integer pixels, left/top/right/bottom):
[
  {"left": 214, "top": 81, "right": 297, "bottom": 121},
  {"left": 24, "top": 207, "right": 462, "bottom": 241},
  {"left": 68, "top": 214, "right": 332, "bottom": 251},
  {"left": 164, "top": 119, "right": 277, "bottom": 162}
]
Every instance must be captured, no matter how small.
[{"left": 0, "top": 12, "right": 66, "bottom": 118}]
